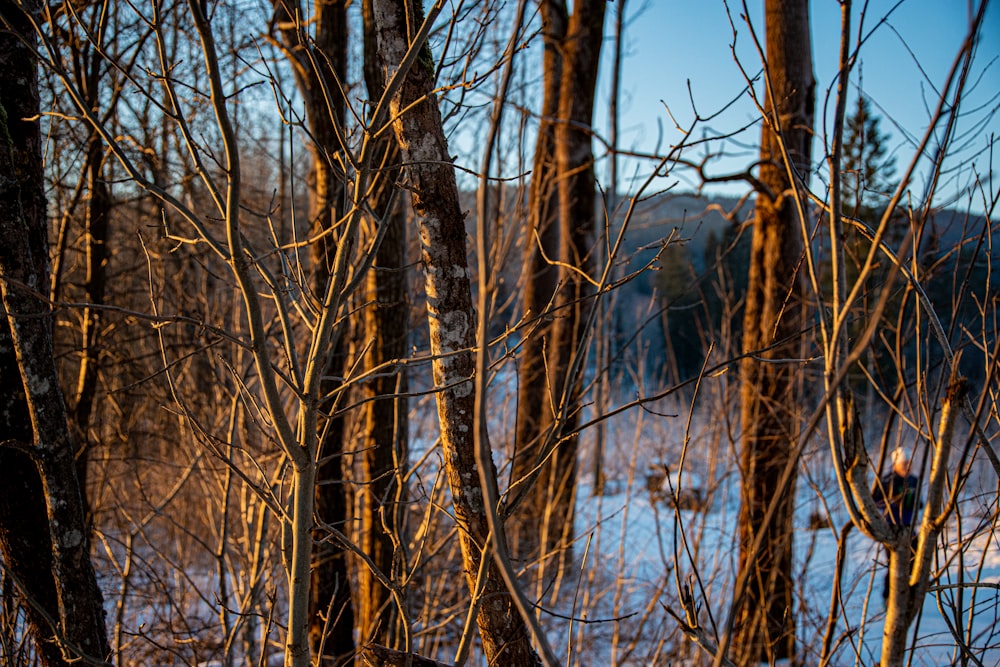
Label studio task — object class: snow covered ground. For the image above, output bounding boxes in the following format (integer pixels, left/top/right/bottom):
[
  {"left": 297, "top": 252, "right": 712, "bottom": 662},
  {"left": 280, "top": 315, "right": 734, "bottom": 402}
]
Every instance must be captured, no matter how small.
[
  {"left": 90, "top": 383, "right": 998, "bottom": 666},
  {"left": 572, "top": 459, "right": 1000, "bottom": 666}
]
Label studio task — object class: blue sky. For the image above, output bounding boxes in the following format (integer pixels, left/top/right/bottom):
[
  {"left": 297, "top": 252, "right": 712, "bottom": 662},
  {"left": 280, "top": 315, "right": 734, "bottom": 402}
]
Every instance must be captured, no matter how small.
[{"left": 596, "top": 0, "right": 1000, "bottom": 212}]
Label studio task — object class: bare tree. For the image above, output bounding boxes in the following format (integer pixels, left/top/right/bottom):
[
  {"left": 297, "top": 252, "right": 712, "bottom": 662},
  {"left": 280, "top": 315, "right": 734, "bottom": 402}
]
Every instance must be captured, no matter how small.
[
  {"left": 370, "top": 0, "right": 546, "bottom": 664},
  {"left": 730, "top": 0, "right": 813, "bottom": 663},
  {"left": 546, "top": 0, "right": 606, "bottom": 577},
  {"left": 27, "top": 1, "right": 375, "bottom": 663},
  {"left": 510, "top": 0, "right": 606, "bottom": 586},
  {"left": 62, "top": 2, "right": 115, "bottom": 506},
  {"left": 356, "top": 0, "right": 410, "bottom": 648},
  {"left": 819, "top": 3, "right": 996, "bottom": 666},
  {"left": 270, "top": 1, "right": 356, "bottom": 660},
  {"left": 510, "top": 0, "right": 565, "bottom": 562},
  {"left": 0, "top": 1, "right": 110, "bottom": 663},
  {"left": 591, "top": 0, "right": 627, "bottom": 499},
  {"left": 5, "top": 0, "right": 996, "bottom": 665}
]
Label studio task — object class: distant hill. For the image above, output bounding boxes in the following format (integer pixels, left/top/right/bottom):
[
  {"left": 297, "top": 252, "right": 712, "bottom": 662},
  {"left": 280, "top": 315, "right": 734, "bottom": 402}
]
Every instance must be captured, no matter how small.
[
  {"left": 611, "top": 191, "right": 994, "bottom": 283},
  {"left": 609, "top": 192, "right": 751, "bottom": 292},
  {"left": 471, "top": 185, "right": 996, "bottom": 313}
]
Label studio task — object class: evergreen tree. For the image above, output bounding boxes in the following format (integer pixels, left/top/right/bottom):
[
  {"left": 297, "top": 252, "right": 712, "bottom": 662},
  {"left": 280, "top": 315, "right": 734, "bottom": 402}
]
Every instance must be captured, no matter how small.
[
  {"left": 842, "top": 95, "right": 898, "bottom": 222},
  {"left": 840, "top": 95, "right": 904, "bottom": 415},
  {"left": 840, "top": 94, "right": 901, "bottom": 315}
]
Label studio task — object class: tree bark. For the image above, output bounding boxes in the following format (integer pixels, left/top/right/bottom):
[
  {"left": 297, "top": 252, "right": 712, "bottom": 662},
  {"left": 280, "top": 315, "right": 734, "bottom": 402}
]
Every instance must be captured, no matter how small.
[
  {"left": 72, "top": 106, "right": 112, "bottom": 523},
  {"left": 360, "top": 644, "right": 452, "bottom": 667},
  {"left": 0, "top": 322, "right": 68, "bottom": 667},
  {"left": 0, "top": 2, "right": 111, "bottom": 663},
  {"left": 881, "top": 372, "right": 965, "bottom": 666},
  {"left": 358, "top": 0, "right": 409, "bottom": 647},
  {"left": 271, "top": 1, "right": 355, "bottom": 661},
  {"left": 545, "top": 0, "right": 605, "bottom": 578},
  {"left": 370, "top": 1, "right": 542, "bottom": 664},
  {"left": 510, "top": 0, "right": 566, "bottom": 561},
  {"left": 732, "top": 0, "right": 813, "bottom": 663},
  {"left": 510, "top": 0, "right": 604, "bottom": 586}
]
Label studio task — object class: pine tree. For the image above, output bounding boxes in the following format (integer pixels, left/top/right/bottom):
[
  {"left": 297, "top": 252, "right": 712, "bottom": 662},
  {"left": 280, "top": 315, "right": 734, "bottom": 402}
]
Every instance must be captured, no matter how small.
[
  {"left": 842, "top": 95, "right": 897, "bottom": 222},
  {"left": 840, "top": 95, "right": 903, "bottom": 421},
  {"left": 840, "top": 95, "right": 901, "bottom": 308}
]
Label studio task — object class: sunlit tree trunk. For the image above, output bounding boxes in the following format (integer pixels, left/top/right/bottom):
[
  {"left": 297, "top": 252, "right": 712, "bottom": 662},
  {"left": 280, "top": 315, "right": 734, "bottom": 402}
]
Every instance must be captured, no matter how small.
[
  {"left": 511, "top": 0, "right": 604, "bottom": 587},
  {"left": 0, "top": 320, "right": 69, "bottom": 667},
  {"left": 356, "top": 0, "right": 409, "bottom": 646},
  {"left": 0, "top": 2, "right": 110, "bottom": 662},
  {"left": 547, "top": 0, "right": 605, "bottom": 572},
  {"left": 510, "top": 0, "right": 565, "bottom": 562},
  {"left": 356, "top": 191, "right": 408, "bottom": 648},
  {"left": 371, "top": 1, "right": 542, "bottom": 663},
  {"left": 72, "top": 135, "right": 110, "bottom": 493},
  {"left": 71, "top": 34, "right": 112, "bottom": 518},
  {"left": 732, "top": 0, "right": 813, "bottom": 663},
  {"left": 592, "top": 0, "right": 627, "bottom": 499},
  {"left": 272, "top": 1, "right": 355, "bottom": 661}
]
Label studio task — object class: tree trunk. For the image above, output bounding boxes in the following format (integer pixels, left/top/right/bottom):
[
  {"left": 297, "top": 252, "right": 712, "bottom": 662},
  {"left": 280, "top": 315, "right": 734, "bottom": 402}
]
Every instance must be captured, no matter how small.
[
  {"left": 545, "top": 0, "right": 605, "bottom": 580},
  {"left": 357, "top": 193, "right": 408, "bottom": 648},
  {"left": 732, "top": 0, "right": 813, "bottom": 664},
  {"left": 272, "top": 1, "right": 355, "bottom": 661},
  {"left": 70, "top": 7, "right": 112, "bottom": 506},
  {"left": 72, "top": 131, "right": 111, "bottom": 517},
  {"left": 509, "top": 0, "right": 604, "bottom": 587},
  {"left": 371, "top": 1, "right": 542, "bottom": 663},
  {"left": 592, "top": 0, "right": 627, "bottom": 499},
  {"left": 0, "top": 2, "right": 111, "bottom": 663},
  {"left": 0, "top": 321, "right": 67, "bottom": 667},
  {"left": 510, "top": 0, "right": 566, "bottom": 562},
  {"left": 881, "top": 372, "right": 965, "bottom": 666},
  {"left": 358, "top": 0, "right": 409, "bottom": 647},
  {"left": 361, "top": 644, "right": 452, "bottom": 667}
]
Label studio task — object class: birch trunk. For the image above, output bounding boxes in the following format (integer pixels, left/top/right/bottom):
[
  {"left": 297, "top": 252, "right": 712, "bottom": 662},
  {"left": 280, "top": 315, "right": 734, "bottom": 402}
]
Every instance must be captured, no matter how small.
[{"left": 371, "top": 1, "right": 541, "bottom": 663}]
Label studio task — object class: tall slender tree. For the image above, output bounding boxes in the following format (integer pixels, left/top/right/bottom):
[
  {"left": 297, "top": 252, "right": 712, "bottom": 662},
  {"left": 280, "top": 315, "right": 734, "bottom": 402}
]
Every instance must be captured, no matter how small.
[
  {"left": 370, "top": 0, "right": 543, "bottom": 663},
  {"left": 731, "top": 0, "right": 814, "bottom": 663},
  {"left": 356, "top": 0, "right": 410, "bottom": 647},
  {"left": 0, "top": 1, "right": 111, "bottom": 663},
  {"left": 67, "top": 2, "right": 114, "bottom": 523},
  {"left": 510, "top": 0, "right": 566, "bottom": 561},
  {"left": 591, "top": 0, "right": 627, "bottom": 498},
  {"left": 271, "top": 1, "right": 355, "bottom": 661},
  {"left": 545, "top": 0, "right": 605, "bottom": 579},
  {"left": 510, "top": 0, "right": 605, "bottom": 584}
]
